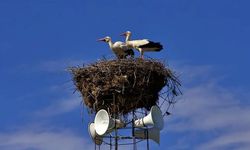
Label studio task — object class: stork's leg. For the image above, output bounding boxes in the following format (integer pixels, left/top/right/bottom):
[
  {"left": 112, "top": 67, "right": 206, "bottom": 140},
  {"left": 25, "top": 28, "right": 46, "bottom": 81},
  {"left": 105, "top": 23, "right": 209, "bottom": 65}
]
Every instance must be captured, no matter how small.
[
  {"left": 139, "top": 49, "right": 144, "bottom": 59},
  {"left": 141, "top": 51, "right": 144, "bottom": 59}
]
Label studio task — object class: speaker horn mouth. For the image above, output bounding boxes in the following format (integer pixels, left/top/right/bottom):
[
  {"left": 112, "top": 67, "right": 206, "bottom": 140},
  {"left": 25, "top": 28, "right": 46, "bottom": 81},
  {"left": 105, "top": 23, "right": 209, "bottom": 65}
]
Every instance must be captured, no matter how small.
[
  {"left": 88, "top": 123, "right": 103, "bottom": 145},
  {"left": 151, "top": 106, "right": 164, "bottom": 130},
  {"left": 94, "top": 109, "right": 125, "bottom": 135},
  {"left": 134, "top": 105, "right": 164, "bottom": 130}
]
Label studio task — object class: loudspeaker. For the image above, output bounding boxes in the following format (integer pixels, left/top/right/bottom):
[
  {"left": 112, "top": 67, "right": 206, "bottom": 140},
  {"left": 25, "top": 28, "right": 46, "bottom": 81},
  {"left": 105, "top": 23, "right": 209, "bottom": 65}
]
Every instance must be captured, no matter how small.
[
  {"left": 88, "top": 123, "right": 103, "bottom": 145},
  {"left": 134, "top": 127, "right": 160, "bottom": 144},
  {"left": 134, "top": 105, "right": 164, "bottom": 130},
  {"left": 94, "top": 109, "right": 125, "bottom": 135}
]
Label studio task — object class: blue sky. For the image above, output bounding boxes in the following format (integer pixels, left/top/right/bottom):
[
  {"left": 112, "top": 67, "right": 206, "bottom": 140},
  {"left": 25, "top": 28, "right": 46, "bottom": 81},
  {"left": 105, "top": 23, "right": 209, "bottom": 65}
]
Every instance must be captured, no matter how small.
[{"left": 1, "top": 0, "right": 250, "bottom": 149}]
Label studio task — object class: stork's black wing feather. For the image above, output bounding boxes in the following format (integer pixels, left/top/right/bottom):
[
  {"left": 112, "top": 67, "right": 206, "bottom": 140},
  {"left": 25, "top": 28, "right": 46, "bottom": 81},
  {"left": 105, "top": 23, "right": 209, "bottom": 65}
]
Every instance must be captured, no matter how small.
[{"left": 139, "top": 41, "right": 163, "bottom": 51}]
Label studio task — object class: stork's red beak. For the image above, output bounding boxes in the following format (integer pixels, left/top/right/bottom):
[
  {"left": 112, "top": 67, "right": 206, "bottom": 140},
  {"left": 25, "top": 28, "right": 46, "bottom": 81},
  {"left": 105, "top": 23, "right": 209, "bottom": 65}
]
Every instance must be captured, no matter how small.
[
  {"left": 120, "top": 32, "right": 127, "bottom": 36},
  {"left": 97, "top": 38, "right": 106, "bottom": 42}
]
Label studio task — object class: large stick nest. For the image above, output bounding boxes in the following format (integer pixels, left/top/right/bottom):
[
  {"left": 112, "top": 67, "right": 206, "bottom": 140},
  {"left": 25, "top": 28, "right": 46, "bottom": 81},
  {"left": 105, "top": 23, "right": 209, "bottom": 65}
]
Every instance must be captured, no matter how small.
[{"left": 70, "top": 58, "right": 181, "bottom": 115}]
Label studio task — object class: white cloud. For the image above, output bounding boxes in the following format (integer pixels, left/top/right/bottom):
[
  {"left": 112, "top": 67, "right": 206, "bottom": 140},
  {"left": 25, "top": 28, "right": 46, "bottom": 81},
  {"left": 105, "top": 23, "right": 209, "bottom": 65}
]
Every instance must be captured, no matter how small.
[
  {"left": 38, "top": 59, "right": 84, "bottom": 73},
  {"left": 162, "top": 64, "right": 250, "bottom": 149},
  {"left": 34, "top": 96, "right": 81, "bottom": 117},
  {"left": 0, "top": 128, "right": 92, "bottom": 150},
  {"left": 167, "top": 84, "right": 250, "bottom": 131},
  {"left": 198, "top": 130, "right": 250, "bottom": 150},
  {"left": 0, "top": 125, "right": 146, "bottom": 150}
]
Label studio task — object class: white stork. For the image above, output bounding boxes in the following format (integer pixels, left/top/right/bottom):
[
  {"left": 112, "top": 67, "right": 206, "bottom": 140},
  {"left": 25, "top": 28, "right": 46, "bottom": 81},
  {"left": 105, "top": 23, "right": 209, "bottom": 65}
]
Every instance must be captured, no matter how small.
[
  {"left": 97, "top": 36, "right": 134, "bottom": 59},
  {"left": 120, "top": 31, "right": 163, "bottom": 59}
]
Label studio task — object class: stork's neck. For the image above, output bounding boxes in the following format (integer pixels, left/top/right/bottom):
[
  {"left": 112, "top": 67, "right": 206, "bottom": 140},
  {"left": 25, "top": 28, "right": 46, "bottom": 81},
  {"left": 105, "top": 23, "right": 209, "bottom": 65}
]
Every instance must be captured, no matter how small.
[
  {"left": 108, "top": 40, "right": 113, "bottom": 48},
  {"left": 125, "top": 34, "right": 131, "bottom": 42}
]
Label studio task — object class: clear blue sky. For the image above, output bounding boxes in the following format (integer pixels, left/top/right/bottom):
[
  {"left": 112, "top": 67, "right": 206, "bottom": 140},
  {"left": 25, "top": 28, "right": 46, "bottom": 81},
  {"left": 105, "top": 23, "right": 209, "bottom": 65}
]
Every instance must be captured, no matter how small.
[{"left": 1, "top": 0, "right": 250, "bottom": 149}]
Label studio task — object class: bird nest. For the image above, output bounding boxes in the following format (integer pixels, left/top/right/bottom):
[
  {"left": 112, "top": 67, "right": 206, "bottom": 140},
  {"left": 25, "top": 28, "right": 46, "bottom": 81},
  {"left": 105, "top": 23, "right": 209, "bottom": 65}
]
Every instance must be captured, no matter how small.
[{"left": 69, "top": 58, "right": 181, "bottom": 115}]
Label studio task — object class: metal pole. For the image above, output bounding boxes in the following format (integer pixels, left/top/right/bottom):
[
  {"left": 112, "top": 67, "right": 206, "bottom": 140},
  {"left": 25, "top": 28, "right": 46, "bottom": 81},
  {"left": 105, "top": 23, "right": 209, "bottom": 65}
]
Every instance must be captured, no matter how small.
[
  {"left": 115, "top": 128, "right": 118, "bottom": 150},
  {"left": 110, "top": 135, "right": 112, "bottom": 150},
  {"left": 132, "top": 110, "right": 137, "bottom": 150},
  {"left": 146, "top": 128, "right": 149, "bottom": 150},
  {"left": 145, "top": 109, "right": 149, "bottom": 150},
  {"left": 113, "top": 93, "right": 118, "bottom": 150}
]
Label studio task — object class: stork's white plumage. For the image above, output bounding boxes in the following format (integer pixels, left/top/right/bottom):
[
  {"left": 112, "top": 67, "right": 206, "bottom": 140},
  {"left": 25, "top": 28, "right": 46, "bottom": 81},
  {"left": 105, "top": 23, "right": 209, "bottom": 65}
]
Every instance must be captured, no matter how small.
[
  {"left": 121, "top": 31, "right": 163, "bottom": 59},
  {"left": 97, "top": 36, "right": 134, "bottom": 59}
]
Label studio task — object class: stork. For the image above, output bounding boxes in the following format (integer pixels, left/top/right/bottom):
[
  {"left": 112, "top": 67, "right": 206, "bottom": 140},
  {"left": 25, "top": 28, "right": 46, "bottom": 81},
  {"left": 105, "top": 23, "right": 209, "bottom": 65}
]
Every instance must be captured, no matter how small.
[
  {"left": 120, "top": 31, "right": 163, "bottom": 59},
  {"left": 97, "top": 36, "right": 134, "bottom": 59}
]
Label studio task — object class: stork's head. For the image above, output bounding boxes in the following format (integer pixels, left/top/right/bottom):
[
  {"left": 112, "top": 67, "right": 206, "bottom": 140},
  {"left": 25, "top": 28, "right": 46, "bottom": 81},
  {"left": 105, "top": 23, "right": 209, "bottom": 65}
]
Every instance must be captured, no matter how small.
[
  {"left": 120, "top": 31, "right": 131, "bottom": 37},
  {"left": 97, "top": 36, "right": 111, "bottom": 43}
]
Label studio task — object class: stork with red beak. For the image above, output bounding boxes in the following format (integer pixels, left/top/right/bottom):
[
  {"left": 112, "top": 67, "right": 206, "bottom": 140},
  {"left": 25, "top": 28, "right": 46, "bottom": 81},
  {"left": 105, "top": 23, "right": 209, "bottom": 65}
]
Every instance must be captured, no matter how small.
[
  {"left": 97, "top": 36, "right": 134, "bottom": 59},
  {"left": 120, "top": 31, "right": 163, "bottom": 59}
]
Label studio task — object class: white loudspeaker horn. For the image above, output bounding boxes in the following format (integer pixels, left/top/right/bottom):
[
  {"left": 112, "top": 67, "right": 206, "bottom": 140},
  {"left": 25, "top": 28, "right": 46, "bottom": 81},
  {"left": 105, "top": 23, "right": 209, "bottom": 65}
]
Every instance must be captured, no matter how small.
[
  {"left": 134, "top": 127, "right": 160, "bottom": 144},
  {"left": 88, "top": 123, "right": 103, "bottom": 145},
  {"left": 134, "top": 105, "right": 164, "bottom": 130},
  {"left": 94, "top": 109, "right": 125, "bottom": 136}
]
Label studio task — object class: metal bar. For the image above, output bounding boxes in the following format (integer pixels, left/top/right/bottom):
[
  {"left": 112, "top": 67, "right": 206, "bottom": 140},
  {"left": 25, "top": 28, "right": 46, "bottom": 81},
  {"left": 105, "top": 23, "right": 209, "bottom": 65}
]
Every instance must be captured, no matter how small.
[
  {"left": 145, "top": 109, "right": 149, "bottom": 150},
  {"left": 146, "top": 128, "right": 149, "bottom": 150},
  {"left": 110, "top": 135, "right": 112, "bottom": 150},
  {"left": 132, "top": 110, "right": 137, "bottom": 150},
  {"left": 113, "top": 93, "right": 118, "bottom": 150}
]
